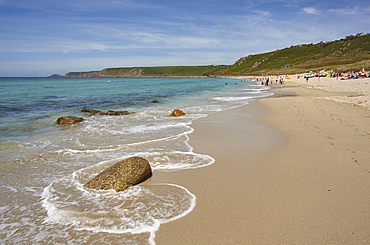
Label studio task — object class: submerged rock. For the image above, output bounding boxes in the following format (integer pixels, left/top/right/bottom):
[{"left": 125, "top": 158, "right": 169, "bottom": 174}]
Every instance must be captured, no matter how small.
[
  {"left": 81, "top": 108, "right": 101, "bottom": 114},
  {"left": 169, "top": 109, "right": 186, "bottom": 117},
  {"left": 106, "top": 110, "right": 132, "bottom": 116},
  {"left": 96, "top": 111, "right": 108, "bottom": 115},
  {"left": 84, "top": 156, "right": 152, "bottom": 192},
  {"left": 150, "top": 100, "right": 160, "bottom": 103},
  {"left": 81, "top": 108, "right": 134, "bottom": 116},
  {"left": 56, "top": 116, "right": 84, "bottom": 125}
]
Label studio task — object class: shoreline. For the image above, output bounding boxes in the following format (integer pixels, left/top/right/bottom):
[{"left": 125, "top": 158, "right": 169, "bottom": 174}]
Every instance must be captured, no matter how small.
[{"left": 154, "top": 77, "right": 370, "bottom": 243}]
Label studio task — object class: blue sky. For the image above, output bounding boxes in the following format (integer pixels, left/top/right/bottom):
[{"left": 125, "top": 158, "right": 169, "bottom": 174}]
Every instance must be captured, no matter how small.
[{"left": 0, "top": 0, "right": 369, "bottom": 76}]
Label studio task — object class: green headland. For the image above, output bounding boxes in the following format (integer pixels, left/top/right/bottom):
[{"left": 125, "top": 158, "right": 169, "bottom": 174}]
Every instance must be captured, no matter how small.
[{"left": 53, "top": 33, "right": 370, "bottom": 77}]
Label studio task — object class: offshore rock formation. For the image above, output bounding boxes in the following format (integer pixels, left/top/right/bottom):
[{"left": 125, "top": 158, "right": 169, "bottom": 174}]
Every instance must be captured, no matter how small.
[
  {"left": 84, "top": 156, "right": 152, "bottom": 192},
  {"left": 81, "top": 108, "right": 134, "bottom": 116},
  {"left": 81, "top": 108, "right": 100, "bottom": 114},
  {"left": 56, "top": 116, "right": 84, "bottom": 125},
  {"left": 169, "top": 109, "right": 186, "bottom": 117},
  {"left": 106, "top": 110, "right": 132, "bottom": 116}
]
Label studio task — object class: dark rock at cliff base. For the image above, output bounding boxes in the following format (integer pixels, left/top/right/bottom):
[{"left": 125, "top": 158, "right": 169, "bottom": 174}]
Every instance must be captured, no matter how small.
[
  {"left": 81, "top": 108, "right": 101, "bottom": 114},
  {"left": 169, "top": 109, "right": 186, "bottom": 117},
  {"left": 56, "top": 116, "right": 84, "bottom": 125},
  {"left": 84, "top": 156, "right": 152, "bottom": 192}
]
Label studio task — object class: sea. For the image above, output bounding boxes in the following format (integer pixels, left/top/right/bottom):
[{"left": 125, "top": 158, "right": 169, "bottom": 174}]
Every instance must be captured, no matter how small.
[{"left": 0, "top": 76, "right": 272, "bottom": 244}]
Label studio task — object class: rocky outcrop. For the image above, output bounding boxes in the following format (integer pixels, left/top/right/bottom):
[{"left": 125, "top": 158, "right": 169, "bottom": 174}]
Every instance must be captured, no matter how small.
[
  {"left": 81, "top": 108, "right": 101, "bottom": 114},
  {"left": 106, "top": 110, "right": 132, "bottom": 116},
  {"left": 169, "top": 109, "right": 186, "bottom": 117},
  {"left": 84, "top": 156, "right": 152, "bottom": 192},
  {"left": 48, "top": 74, "right": 64, "bottom": 77},
  {"left": 56, "top": 116, "right": 84, "bottom": 125},
  {"left": 150, "top": 100, "right": 160, "bottom": 103},
  {"left": 81, "top": 108, "right": 134, "bottom": 116}
]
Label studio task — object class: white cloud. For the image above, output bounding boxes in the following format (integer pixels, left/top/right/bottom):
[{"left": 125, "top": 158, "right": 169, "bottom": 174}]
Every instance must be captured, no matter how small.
[
  {"left": 2, "top": 0, "right": 154, "bottom": 12},
  {"left": 303, "top": 7, "right": 321, "bottom": 15},
  {"left": 328, "top": 7, "right": 370, "bottom": 15},
  {"left": 0, "top": 39, "right": 109, "bottom": 53},
  {"left": 0, "top": 49, "right": 240, "bottom": 77},
  {"left": 0, "top": 28, "right": 221, "bottom": 55},
  {"left": 109, "top": 30, "right": 221, "bottom": 49},
  {"left": 3, "top": 0, "right": 370, "bottom": 77}
]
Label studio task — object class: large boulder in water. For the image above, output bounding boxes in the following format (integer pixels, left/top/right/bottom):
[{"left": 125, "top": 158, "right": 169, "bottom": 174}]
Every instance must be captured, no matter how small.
[
  {"left": 84, "top": 156, "right": 152, "bottom": 192},
  {"left": 56, "top": 116, "right": 84, "bottom": 125},
  {"left": 169, "top": 109, "right": 186, "bottom": 117}
]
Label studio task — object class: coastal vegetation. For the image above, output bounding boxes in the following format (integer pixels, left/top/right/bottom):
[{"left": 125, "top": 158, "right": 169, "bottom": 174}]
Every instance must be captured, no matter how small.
[
  {"left": 55, "top": 33, "right": 370, "bottom": 77},
  {"left": 79, "top": 65, "right": 229, "bottom": 77},
  {"left": 219, "top": 32, "right": 370, "bottom": 76}
]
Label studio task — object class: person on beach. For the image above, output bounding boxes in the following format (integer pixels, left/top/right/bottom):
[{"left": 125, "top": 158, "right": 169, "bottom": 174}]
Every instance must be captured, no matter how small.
[{"left": 265, "top": 77, "right": 269, "bottom": 86}]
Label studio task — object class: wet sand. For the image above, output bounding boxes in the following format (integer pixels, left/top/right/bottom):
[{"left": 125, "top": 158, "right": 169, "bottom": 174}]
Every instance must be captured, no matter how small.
[{"left": 154, "top": 77, "right": 370, "bottom": 244}]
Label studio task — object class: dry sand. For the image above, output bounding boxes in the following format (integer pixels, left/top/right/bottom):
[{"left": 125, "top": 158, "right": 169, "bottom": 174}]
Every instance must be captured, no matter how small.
[
  {"left": 289, "top": 75, "right": 370, "bottom": 110},
  {"left": 154, "top": 76, "right": 370, "bottom": 244}
]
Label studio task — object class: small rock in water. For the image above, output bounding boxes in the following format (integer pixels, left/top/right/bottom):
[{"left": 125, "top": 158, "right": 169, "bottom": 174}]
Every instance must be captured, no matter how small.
[
  {"left": 81, "top": 108, "right": 101, "bottom": 114},
  {"left": 56, "top": 116, "right": 84, "bottom": 125},
  {"left": 169, "top": 109, "right": 186, "bottom": 117},
  {"left": 84, "top": 156, "right": 152, "bottom": 192},
  {"left": 106, "top": 110, "right": 132, "bottom": 116},
  {"left": 81, "top": 108, "right": 134, "bottom": 116}
]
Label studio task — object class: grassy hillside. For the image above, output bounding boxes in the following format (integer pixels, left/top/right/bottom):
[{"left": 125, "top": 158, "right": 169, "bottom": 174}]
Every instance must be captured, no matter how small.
[
  {"left": 62, "top": 33, "right": 370, "bottom": 77},
  {"left": 65, "top": 65, "right": 228, "bottom": 77},
  {"left": 65, "top": 71, "right": 100, "bottom": 77},
  {"left": 219, "top": 33, "right": 370, "bottom": 76}
]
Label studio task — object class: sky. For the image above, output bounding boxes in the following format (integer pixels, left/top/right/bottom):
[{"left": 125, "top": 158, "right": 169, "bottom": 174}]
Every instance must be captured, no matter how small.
[{"left": 0, "top": 0, "right": 369, "bottom": 77}]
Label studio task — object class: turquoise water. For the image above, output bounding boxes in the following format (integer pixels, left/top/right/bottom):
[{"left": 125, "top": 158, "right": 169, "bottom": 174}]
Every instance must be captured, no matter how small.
[
  {"left": 0, "top": 77, "right": 272, "bottom": 244},
  {"left": 1, "top": 77, "right": 232, "bottom": 137}
]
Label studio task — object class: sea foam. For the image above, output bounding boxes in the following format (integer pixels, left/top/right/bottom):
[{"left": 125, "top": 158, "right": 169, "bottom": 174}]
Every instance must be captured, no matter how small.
[
  {"left": 42, "top": 176, "right": 196, "bottom": 240},
  {"left": 1, "top": 77, "right": 273, "bottom": 244}
]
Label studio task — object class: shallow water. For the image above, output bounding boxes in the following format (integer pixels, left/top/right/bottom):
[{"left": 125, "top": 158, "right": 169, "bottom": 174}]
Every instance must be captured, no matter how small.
[{"left": 0, "top": 77, "right": 272, "bottom": 244}]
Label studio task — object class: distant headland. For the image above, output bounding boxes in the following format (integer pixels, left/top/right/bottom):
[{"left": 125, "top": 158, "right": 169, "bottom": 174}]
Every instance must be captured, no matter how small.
[{"left": 50, "top": 33, "right": 370, "bottom": 78}]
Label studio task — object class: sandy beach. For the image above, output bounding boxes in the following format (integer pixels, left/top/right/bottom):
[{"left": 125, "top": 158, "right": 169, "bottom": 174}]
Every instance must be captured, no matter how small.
[{"left": 154, "top": 76, "right": 370, "bottom": 244}]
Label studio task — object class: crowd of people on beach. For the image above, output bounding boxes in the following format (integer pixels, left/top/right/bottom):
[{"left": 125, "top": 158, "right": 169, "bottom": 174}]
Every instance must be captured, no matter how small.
[
  {"left": 299, "top": 71, "right": 370, "bottom": 81},
  {"left": 255, "top": 76, "right": 285, "bottom": 86},
  {"left": 252, "top": 70, "right": 370, "bottom": 85}
]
